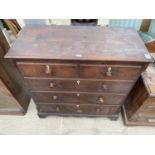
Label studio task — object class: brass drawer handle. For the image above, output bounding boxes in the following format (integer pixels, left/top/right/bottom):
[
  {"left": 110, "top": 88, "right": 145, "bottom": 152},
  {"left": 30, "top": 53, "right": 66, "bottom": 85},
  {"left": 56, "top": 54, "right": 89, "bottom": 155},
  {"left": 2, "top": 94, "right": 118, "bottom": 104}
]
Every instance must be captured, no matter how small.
[
  {"left": 49, "top": 82, "right": 55, "bottom": 88},
  {"left": 77, "top": 80, "right": 80, "bottom": 85},
  {"left": 53, "top": 95, "right": 58, "bottom": 100},
  {"left": 76, "top": 105, "right": 82, "bottom": 112},
  {"left": 106, "top": 67, "right": 112, "bottom": 77},
  {"left": 56, "top": 106, "right": 60, "bottom": 112},
  {"left": 102, "top": 84, "right": 107, "bottom": 90},
  {"left": 76, "top": 104, "right": 80, "bottom": 108},
  {"left": 77, "top": 93, "right": 80, "bottom": 97},
  {"left": 98, "top": 97, "right": 104, "bottom": 103},
  {"left": 45, "top": 65, "right": 52, "bottom": 74},
  {"left": 76, "top": 109, "right": 83, "bottom": 113}
]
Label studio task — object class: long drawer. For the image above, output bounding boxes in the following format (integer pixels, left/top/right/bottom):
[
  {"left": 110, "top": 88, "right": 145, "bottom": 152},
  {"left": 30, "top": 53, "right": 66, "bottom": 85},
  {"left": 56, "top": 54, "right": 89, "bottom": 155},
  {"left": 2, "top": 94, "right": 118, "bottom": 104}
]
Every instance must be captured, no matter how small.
[
  {"left": 136, "top": 114, "right": 155, "bottom": 124},
  {"left": 37, "top": 103, "right": 120, "bottom": 115},
  {"left": 138, "top": 106, "right": 155, "bottom": 117},
  {"left": 32, "top": 91, "right": 126, "bottom": 105},
  {"left": 17, "top": 62, "right": 142, "bottom": 80},
  {"left": 25, "top": 78, "right": 134, "bottom": 93}
]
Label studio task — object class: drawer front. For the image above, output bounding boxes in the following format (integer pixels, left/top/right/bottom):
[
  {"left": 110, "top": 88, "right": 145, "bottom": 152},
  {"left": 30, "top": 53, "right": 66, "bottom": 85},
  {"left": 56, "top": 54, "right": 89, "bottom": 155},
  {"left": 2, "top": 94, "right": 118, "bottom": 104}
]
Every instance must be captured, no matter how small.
[
  {"left": 80, "top": 64, "right": 141, "bottom": 80},
  {"left": 37, "top": 104, "right": 120, "bottom": 115},
  {"left": 26, "top": 78, "right": 134, "bottom": 94},
  {"left": 32, "top": 91, "right": 126, "bottom": 105},
  {"left": 17, "top": 62, "right": 142, "bottom": 81},
  {"left": 136, "top": 115, "right": 155, "bottom": 124},
  {"left": 139, "top": 106, "right": 155, "bottom": 117},
  {"left": 17, "top": 62, "right": 79, "bottom": 78}
]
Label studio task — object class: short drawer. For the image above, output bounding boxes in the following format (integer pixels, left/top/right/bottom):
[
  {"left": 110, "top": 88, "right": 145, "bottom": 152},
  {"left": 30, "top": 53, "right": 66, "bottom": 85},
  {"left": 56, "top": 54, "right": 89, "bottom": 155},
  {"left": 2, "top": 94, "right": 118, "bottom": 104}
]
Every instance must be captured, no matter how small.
[
  {"left": 37, "top": 103, "right": 120, "bottom": 115},
  {"left": 26, "top": 78, "right": 134, "bottom": 94},
  {"left": 32, "top": 91, "right": 126, "bottom": 105},
  {"left": 17, "top": 62, "right": 79, "bottom": 78},
  {"left": 80, "top": 64, "right": 141, "bottom": 80}
]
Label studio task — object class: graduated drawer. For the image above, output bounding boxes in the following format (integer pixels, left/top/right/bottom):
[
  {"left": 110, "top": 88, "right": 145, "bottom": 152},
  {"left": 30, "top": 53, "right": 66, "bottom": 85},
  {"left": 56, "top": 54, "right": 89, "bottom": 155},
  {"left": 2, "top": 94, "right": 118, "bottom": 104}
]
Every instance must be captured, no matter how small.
[
  {"left": 37, "top": 103, "right": 120, "bottom": 115},
  {"left": 80, "top": 64, "right": 141, "bottom": 80},
  {"left": 136, "top": 115, "right": 155, "bottom": 124},
  {"left": 26, "top": 78, "right": 134, "bottom": 94},
  {"left": 138, "top": 105, "right": 155, "bottom": 118},
  {"left": 135, "top": 104, "right": 155, "bottom": 124},
  {"left": 32, "top": 91, "right": 126, "bottom": 105}
]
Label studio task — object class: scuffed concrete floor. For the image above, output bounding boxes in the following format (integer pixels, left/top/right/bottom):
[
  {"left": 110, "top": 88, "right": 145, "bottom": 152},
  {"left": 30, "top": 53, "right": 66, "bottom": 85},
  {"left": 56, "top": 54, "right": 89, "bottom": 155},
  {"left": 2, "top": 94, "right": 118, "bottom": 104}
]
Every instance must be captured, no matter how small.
[{"left": 0, "top": 99, "right": 155, "bottom": 135}]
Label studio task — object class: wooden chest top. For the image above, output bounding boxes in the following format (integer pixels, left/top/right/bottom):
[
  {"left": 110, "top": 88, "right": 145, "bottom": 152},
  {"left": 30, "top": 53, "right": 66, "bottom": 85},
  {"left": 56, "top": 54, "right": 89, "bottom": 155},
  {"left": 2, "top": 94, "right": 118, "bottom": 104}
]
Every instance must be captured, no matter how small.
[{"left": 5, "top": 25, "right": 152, "bottom": 62}]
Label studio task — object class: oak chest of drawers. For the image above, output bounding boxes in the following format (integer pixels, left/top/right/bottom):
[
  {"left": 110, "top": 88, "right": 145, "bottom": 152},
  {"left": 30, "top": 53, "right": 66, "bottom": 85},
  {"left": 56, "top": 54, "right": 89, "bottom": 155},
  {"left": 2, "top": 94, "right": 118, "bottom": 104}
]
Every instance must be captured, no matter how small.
[{"left": 5, "top": 25, "right": 153, "bottom": 119}]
